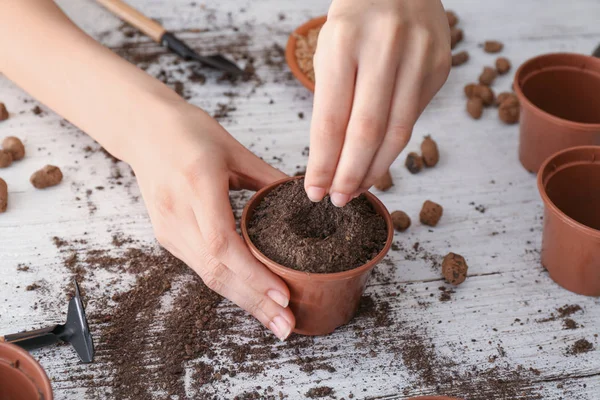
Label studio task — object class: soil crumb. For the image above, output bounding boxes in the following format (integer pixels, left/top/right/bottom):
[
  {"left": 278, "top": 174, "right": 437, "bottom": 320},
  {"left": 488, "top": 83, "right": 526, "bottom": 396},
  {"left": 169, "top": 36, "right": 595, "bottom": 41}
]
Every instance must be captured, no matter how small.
[
  {"left": 567, "top": 339, "right": 594, "bottom": 355},
  {"left": 305, "top": 386, "right": 334, "bottom": 398}
]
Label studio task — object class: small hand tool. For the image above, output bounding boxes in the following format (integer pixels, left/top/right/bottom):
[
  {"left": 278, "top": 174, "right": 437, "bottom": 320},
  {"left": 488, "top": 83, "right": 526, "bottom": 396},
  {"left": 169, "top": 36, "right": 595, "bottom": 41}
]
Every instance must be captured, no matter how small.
[
  {"left": 97, "top": 0, "right": 244, "bottom": 76},
  {"left": 1, "top": 280, "right": 94, "bottom": 363}
]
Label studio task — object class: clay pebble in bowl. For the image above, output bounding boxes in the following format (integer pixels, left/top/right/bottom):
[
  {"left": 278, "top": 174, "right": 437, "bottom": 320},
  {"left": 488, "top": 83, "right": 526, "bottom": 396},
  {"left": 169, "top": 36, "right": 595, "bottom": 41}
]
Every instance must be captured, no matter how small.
[
  {"left": 285, "top": 15, "right": 327, "bottom": 92},
  {"left": 241, "top": 176, "right": 393, "bottom": 336}
]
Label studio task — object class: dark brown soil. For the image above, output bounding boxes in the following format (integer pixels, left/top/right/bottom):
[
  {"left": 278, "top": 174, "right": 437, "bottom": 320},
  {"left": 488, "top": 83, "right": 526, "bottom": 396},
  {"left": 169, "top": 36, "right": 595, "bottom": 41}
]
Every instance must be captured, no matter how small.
[
  {"left": 567, "top": 339, "right": 594, "bottom": 355},
  {"left": 248, "top": 178, "right": 387, "bottom": 273},
  {"left": 305, "top": 386, "right": 334, "bottom": 398}
]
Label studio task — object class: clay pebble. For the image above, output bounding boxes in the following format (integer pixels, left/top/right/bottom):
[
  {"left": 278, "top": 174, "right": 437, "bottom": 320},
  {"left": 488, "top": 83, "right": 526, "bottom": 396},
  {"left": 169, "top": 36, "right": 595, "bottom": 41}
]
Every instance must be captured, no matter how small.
[
  {"left": 420, "top": 200, "right": 443, "bottom": 227},
  {"left": 0, "top": 178, "right": 7, "bottom": 213},
  {"left": 2, "top": 136, "right": 25, "bottom": 161},
  {"left": 374, "top": 170, "right": 393, "bottom": 191},
  {"left": 442, "top": 252, "right": 468, "bottom": 285},
  {"left": 30, "top": 165, "right": 63, "bottom": 189},
  {"left": 421, "top": 136, "right": 439, "bottom": 167},
  {"left": 391, "top": 210, "right": 411, "bottom": 232},
  {"left": 405, "top": 152, "right": 424, "bottom": 174}
]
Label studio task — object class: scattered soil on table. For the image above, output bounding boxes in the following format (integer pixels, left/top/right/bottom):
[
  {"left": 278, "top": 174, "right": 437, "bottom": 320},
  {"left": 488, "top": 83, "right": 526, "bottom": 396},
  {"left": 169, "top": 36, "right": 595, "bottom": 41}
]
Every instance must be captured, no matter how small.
[
  {"left": 26, "top": 283, "right": 41, "bottom": 291},
  {"left": 567, "top": 339, "right": 594, "bottom": 355},
  {"left": 32, "top": 105, "right": 44, "bottom": 116},
  {"left": 248, "top": 178, "right": 387, "bottom": 273},
  {"left": 537, "top": 304, "right": 582, "bottom": 323},
  {"left": 16, "top": 264, "right": 30, "bottom": 272},
  {"left": 392, "top": 241, "right": 442, "bottom": 271},
  {"left": 305, "top": 386, "right": 334, "bottom": 398},
  {"left": 563, "top": 318, "right": 578, "bottom": 330}
]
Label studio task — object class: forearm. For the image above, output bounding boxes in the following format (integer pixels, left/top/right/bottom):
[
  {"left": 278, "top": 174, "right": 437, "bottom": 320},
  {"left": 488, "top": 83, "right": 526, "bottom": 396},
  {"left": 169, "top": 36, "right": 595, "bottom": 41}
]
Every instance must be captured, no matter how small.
[{"left": 0, "top": 0, "right": 184, "bottom": 163}]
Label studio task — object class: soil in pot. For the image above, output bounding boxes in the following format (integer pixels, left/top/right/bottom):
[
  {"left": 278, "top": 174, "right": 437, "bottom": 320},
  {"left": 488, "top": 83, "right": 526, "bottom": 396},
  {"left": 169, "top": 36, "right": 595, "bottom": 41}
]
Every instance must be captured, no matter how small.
[{"left": 247, "top": 178, "right": 387, "bottom": 273}]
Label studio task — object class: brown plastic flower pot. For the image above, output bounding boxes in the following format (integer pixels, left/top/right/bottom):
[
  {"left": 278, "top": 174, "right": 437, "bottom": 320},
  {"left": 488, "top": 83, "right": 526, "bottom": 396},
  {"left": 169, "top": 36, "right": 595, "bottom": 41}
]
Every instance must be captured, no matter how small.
[
  {"left": 285, "top": 15, "right": 327, "bottom": 93},
  {"left": 514, "top": 53, "right": 600, "bottom": 173},
  {"left": 538, "top": 146, "right": 600, "bottom": 296},
  {"left": 241, "top": 176, "right": 393, "bottom": 336},
  {"left": 0, "top": 342, "right": 53, "bottom": 400}
]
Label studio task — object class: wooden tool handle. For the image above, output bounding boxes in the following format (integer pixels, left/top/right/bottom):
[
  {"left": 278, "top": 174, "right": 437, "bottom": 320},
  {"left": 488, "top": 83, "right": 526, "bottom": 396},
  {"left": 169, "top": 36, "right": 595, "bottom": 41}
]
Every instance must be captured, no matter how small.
[{"left": 97, "top": 0, "right": 166, "bottom": 42}]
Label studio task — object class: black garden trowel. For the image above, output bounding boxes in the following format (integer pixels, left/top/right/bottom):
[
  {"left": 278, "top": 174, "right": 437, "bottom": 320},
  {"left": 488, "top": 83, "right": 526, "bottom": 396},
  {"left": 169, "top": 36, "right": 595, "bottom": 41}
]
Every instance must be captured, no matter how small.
[{"left": 0, "top": 280, "right": 94, "bottom": 363}]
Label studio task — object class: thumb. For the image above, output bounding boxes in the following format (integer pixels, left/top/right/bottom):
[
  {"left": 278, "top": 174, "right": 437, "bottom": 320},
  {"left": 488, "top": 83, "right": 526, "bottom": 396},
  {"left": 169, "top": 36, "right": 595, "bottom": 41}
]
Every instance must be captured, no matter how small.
[{"left": 231, "top": 147, "right": 288, "bottom": 191}]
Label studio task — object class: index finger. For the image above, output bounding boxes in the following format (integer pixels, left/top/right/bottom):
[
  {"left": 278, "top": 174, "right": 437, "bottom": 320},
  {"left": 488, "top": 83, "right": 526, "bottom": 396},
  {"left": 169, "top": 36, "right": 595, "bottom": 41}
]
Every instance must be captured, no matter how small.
[{"left": 304, "top": 22, "right": 356, "bottom": 202}]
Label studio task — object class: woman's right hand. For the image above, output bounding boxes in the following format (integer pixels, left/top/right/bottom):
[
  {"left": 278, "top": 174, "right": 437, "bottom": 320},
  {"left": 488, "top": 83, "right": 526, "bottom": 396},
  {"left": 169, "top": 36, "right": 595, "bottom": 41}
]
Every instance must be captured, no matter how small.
[{"left": 126, "top": 102, "right": 295, "bottom": 341}]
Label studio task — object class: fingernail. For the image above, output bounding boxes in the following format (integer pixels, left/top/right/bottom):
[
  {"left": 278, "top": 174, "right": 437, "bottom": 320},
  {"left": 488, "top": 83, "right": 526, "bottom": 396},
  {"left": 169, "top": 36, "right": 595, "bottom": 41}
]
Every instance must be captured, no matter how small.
[
  {"left": 267, "top": 290, "right": 289, "bottom": 308},
  {"left": 269, "top": 315, "right": 292, "bottom": 341},
  {"left": 306, "top": 186, "right": 325, "bottom": 202},
  {"left": 330, "top": 192, "right": 350, "bottom": 207}
]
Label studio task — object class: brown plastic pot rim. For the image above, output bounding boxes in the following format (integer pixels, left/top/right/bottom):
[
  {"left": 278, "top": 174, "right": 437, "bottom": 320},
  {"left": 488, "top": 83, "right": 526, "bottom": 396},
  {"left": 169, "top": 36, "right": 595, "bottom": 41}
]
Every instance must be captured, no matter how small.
[
  {"left": 0, "top": 342, "right": 53, "bottom": 399},
  {"left": 514, "top": 52, "right": 600, "bottom": 130},
  {"left": 537, "top": 145, "right": 600, "bottom": 238},
  {"left": 285, "top": 15, "right": 327, "bottom": 93},
  {"left": 241, "top": 176, "right": 394, "bottom": 282}
]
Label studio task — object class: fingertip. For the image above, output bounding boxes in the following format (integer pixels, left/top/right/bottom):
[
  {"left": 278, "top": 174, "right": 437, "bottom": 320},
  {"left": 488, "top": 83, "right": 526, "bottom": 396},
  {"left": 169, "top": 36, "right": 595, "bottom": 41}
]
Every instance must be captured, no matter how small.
[
  {"left": 267, "top": 289, "right": 289, "bottom": 308},
  {"left": 330, "top": 192, "right": 350, "bottom": 207},
  {"left": 305, "top": 186, "right": 326, "bottom": 202}
]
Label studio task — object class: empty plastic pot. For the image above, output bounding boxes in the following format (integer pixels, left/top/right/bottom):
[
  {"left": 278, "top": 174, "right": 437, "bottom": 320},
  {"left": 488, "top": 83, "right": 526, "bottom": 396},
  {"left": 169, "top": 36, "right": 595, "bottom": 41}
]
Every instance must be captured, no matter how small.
[
  {"left": 538, "top": 145, "right": 600, "bottom": 296},
  {"left": 514, "top": 53, "right": 600, "bottom": 173}
]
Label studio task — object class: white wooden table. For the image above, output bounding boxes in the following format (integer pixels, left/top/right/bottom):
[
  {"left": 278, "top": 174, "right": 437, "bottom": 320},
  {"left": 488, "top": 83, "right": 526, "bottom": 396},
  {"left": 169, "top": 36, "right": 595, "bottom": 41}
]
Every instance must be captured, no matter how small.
[{"left": 1, "top": 1, "right": 599, "bottom": 399}]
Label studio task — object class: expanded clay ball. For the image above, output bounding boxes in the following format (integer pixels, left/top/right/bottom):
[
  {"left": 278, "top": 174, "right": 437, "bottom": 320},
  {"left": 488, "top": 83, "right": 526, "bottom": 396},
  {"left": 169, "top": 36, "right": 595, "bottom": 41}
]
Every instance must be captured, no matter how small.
[
  {"left": 420, "top": 200, "right": 443, "bottom": 227},
  {"left": 479, "top": 66, "right": 497, "bottom": 86},
  {"left": 472, "top": 84, "right": 495, "bottom": 106},
  {"left": 495, "top": 57, "right": 511, "bottom": 74},
  {"left": 467, "top": 97, "right": 484, "bottom": 119},
  {"left": 0, "top": 150, "right": 12, "bottom": 168},
  {"left": 391, "top": 210, "right": 411, "bottom": 232},
  {"left": 374, "top": 169, "right": 393, "bottom": 191},
  {"left": 30, "top": 165, "right": 63, "bottom": 189},
  {"left": 2, "top": 136, "right": 25, "bottom": 161},
  {"left": 0, "top": 178, "right": 7, "bottom": 213},
  {"left": 405, "top": 152, "right": 424, "bottom": 174},
  {"left": 483, "top": 40, "right": 503, "bottom": 53},
  {"left": 421, "top": 136, "right": 439, "bottom": 167},
  {"left": 0, "top": 103, "right": 8, "bottom": 121},
  {"left": 451, "top": 51, "right": 469, "bottom": 67},
  {"left": 446, "top": 10, "right": 458, "bottom": 27},
  {"left": 496, "top": 92, "right": 518, "bottom": 106},
  {"left": 442, "top": 252, "right": 468, "bottom": 285},
  {"left": 499, "top": 97, "right": 520, "bottom": 124},
  {"left": 464, "top": 83, "right": 476, "bottom": 98},
  {"left": 450, "top": 28, "right": 463, "bottom": 49}
]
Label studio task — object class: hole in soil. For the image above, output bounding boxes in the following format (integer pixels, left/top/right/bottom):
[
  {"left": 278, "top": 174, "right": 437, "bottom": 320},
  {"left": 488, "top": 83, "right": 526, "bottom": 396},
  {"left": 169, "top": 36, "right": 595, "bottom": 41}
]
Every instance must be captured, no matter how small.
[
  {"left": 522, "top": 68, "right": 600, "bottom": 124},
  {"left": 287, "top": 205, "right": 338, "bottom": 239},
  {"left": 545, "top": 163, "right": 600, "bottom": 230}
]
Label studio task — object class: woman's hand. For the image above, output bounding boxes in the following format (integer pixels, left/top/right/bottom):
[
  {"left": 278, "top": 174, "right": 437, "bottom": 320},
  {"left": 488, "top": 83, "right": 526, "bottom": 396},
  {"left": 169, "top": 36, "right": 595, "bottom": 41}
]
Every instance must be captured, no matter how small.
[
  {"left": 0, "top": 0, "right": 295, "bottom": 340},
  {"left": 305, "top": 0, "right": 451, "bottom": 206},
  {"left": 128, "top": 103, "right": 295, "bottom": 341}
]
